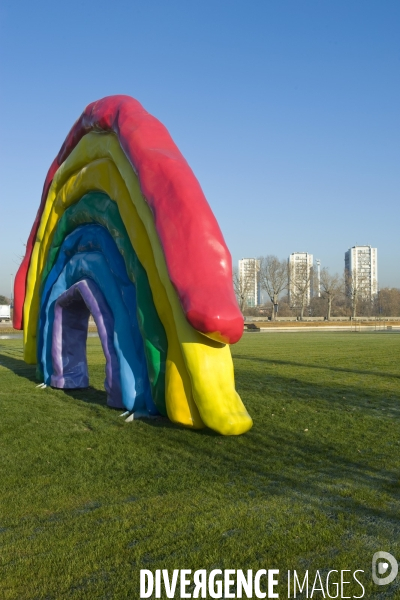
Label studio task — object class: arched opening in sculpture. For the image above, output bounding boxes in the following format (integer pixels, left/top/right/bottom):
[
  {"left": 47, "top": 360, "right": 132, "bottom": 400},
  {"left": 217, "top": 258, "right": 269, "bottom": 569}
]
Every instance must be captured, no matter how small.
[{"left": 50, "top": 279, "right": 124, "bottom": 409}]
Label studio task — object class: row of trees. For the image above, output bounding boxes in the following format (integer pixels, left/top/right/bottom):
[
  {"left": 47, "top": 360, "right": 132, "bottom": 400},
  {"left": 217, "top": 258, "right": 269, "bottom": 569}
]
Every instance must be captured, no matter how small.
[{"left": 233, "top": 255, "right": 400, "bottom": 320}]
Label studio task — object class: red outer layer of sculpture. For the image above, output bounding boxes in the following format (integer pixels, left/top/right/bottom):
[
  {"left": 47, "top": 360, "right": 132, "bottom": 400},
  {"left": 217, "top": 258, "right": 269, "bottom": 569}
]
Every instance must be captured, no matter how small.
[{"left": 13, "top": 95, "right": 244, "bottom": 344}]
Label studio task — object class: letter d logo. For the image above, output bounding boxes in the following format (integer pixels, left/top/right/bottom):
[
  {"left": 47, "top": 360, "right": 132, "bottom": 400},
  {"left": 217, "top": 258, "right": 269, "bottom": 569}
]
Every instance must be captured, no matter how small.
[{"left": 372, "top": 552, "right": 398, "bottom": 586}]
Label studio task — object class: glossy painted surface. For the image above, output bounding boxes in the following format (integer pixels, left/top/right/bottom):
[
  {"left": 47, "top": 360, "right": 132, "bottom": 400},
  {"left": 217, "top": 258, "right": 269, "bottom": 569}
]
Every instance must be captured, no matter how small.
[
  {"left": 42, "top": 191, "right": 168, "bottom": 416},
  {"left": 14, "top": 96, "right": 243, "bottom": 344},
  {"left": 23, "top": 139, "right": 251, "bottom": 434},
  {"left": 51, "top": 279, "right": 123, "bottom": 409},
  {"left": 40, "top": 246, "right": 156, "bottom": 414},
  {"left": 16, "top": 103, "right": 253, "bottom": 434},
  {"left": 24, "top": 148, "right": 203, "bottom": 428}
]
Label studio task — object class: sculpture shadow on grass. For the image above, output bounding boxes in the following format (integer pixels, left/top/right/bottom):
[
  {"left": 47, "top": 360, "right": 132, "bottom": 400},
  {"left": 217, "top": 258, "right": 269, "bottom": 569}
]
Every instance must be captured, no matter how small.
[
  {"left": 0, "top": 348, "right": 227, "bottom": 437},
  {"left": 0, "top": 346, "right": 37, "bottom": 384},
  {"left": 0, "top": 348, "right": 108, "bottom": 409}
]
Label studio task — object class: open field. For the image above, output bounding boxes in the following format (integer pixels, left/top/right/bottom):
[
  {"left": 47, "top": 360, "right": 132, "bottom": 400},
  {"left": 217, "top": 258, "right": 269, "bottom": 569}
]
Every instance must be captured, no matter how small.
[
  {"left": 2, "top": 320, "right": 400, "bottom": 335},
  {"left": 0, "top": 333, "right": 399, "bottom": 598},
  {"left": 244, "top": 320, "right": 400, "bottom": 330}
]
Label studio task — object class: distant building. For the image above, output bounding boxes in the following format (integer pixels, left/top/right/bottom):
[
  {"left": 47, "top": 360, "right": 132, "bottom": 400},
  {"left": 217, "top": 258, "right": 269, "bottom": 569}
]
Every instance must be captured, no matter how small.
[
  {"left": 345, "top": 245, "right": 378, "bottom": 299},
  {"left": 288, "top": 252, "right": 314, "bottom": 307},
  {"left": 238, "top": 258, "right": 261, "bottom": 307}
]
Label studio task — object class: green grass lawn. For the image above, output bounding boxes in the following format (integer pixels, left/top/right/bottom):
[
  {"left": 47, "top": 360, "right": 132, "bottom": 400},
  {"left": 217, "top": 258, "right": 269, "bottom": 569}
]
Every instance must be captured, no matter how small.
[{"left": 0, "top": 332, "right": 399, "bottom": 599}]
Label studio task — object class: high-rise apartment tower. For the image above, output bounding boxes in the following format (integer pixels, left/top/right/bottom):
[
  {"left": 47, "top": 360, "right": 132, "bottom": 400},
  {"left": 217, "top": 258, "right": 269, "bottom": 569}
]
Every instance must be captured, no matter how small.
[
  {"left": 238, "top": 258, "right": 261, "bottom": 308},
  {"left": 288, "top": 252, "right": 314, "bottom": 307},
  {"left": 345, "top": 245, "right": 378, "bottom": 299}
]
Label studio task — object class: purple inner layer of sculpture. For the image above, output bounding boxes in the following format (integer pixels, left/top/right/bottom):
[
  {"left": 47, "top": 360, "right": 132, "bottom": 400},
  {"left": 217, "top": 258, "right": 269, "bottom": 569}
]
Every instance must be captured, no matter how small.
[{"left": 51, "top": 279, "right": 123, "bottom": 408}]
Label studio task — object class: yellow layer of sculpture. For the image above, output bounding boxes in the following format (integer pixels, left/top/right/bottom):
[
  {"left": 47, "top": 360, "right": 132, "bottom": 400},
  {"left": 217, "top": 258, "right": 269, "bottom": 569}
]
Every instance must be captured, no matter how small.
[{"left": 23, "top": 133, "right": 253, "bottom": 435}]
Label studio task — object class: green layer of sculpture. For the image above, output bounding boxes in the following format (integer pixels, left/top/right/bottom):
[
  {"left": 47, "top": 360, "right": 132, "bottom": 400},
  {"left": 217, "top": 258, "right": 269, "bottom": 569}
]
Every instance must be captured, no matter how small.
[{"left": 39, "top": 191, "right": 168, "bottom": 416}]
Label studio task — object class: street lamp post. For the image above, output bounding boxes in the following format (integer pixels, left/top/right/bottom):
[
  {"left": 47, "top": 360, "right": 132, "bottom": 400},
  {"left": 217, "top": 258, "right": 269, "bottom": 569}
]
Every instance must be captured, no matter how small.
[{"left": 316, "top": 259, "right": 321, "bottom": 298}]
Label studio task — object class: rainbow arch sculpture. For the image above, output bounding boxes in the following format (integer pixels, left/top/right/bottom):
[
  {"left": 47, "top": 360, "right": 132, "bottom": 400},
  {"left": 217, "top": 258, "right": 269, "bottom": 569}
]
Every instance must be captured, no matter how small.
[{"left": 14, "top": 95, "right": 252, "bottom": 435}]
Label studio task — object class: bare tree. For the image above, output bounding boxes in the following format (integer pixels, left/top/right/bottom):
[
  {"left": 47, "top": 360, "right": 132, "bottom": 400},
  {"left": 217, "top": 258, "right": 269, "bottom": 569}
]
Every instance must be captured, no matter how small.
[
  {"left": 289, "top": 261, "right": 314, "bottom": 320},
  {"left": 233, "top": 267, "right": 257, "bottom": 314},
  {"left": 377, "top": 287, "right": 400, "bottom": 317},
  {"left": 258, "top": 256, "right": 288, "bottom": 320},
  {"left": 309, "top": 296, "right": 326, "bottom": 317},
  {"left": 319, "top": 269, "right": 343, "bottom": 320},
  {"left": 345, "top": 269, "right": 369, "bottom": 318}
]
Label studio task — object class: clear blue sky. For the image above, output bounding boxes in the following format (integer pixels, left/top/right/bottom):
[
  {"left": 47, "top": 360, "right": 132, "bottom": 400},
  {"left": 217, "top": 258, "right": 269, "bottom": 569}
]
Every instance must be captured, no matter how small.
[{"left": 0, "top": 0, "right": 399, "bottom": 299}]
